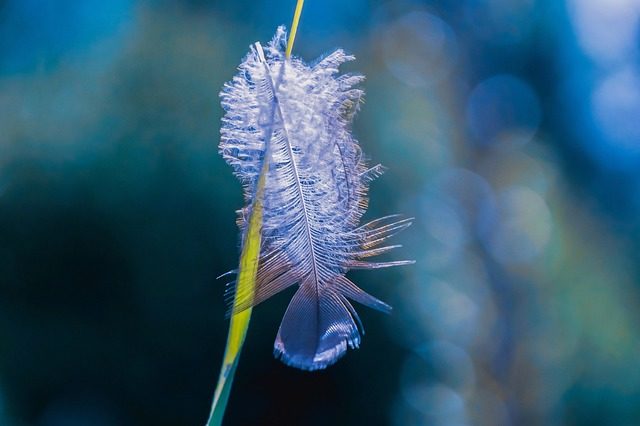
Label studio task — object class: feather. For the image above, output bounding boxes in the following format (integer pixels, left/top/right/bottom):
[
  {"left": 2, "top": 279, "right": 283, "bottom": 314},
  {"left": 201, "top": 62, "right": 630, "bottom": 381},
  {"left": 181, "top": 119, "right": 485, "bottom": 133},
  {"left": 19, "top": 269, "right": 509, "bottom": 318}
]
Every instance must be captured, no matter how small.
[{"left": 220, "top": 27, "right": 413, "bottom": 371}]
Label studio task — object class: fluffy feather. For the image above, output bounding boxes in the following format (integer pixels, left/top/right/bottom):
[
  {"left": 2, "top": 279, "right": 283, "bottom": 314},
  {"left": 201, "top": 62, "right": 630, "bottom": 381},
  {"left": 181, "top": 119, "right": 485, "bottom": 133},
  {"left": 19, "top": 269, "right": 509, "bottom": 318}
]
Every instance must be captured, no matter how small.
[{"left": 220, "top": 27, "right": 412, "bottom": 370}]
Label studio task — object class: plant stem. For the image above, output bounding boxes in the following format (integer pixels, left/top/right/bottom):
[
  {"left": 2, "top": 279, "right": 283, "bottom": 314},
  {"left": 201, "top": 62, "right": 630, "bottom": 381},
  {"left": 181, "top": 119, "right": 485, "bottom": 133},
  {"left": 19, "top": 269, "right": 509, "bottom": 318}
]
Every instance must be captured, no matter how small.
[{"left": 286, "top": 0, "right": 305, "bottom": 58}]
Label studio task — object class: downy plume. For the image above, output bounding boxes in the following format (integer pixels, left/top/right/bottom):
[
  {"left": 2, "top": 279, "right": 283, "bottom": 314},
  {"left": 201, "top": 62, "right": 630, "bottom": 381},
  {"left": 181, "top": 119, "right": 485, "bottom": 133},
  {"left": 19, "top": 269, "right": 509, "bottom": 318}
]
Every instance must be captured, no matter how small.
[{"left": 220, "top": 27, "right": 413, "bottom": 371}]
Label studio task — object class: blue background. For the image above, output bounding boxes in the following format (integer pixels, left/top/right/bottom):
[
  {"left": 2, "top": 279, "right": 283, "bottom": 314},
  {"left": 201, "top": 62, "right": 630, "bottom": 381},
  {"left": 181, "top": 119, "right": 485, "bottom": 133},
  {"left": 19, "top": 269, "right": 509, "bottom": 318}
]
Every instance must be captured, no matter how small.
[{"left": 1, "top": 0, "right": 640, "bottom": 424}]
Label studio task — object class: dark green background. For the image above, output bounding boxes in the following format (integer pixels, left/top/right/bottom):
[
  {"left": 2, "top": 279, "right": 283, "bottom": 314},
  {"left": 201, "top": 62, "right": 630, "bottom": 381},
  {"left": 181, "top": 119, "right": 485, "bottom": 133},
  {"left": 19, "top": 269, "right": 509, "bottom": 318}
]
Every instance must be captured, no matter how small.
[{"left": 1, "top": 0, "right": 639, "bottom": 425}]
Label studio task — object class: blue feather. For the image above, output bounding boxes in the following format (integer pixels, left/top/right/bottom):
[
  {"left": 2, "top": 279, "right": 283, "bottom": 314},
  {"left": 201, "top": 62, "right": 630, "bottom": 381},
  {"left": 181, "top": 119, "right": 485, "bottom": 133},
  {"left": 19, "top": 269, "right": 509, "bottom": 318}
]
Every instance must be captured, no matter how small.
[{"left": 220, "top": 27, "right": 413, "bottom": 370}]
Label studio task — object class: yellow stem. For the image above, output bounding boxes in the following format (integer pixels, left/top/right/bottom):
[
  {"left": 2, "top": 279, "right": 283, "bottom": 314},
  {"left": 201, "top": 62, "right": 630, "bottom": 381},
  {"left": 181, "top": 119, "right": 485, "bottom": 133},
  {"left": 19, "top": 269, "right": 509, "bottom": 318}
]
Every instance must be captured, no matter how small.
[{"left": 285, "top": 0, "right": 305, "bottom": 58}]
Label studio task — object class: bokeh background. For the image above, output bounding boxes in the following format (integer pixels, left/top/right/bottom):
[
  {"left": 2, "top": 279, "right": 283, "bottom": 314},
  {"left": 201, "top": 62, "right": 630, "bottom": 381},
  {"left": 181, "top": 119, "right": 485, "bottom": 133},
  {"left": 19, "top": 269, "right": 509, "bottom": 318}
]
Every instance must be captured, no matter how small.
[{"left": 1, "top": 0, "right": 640, "bottom": 425}]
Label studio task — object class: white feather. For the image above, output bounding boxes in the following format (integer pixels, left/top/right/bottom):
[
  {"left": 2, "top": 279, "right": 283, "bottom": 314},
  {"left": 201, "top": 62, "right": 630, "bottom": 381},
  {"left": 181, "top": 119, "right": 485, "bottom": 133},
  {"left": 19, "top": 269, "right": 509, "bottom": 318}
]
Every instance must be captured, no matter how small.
[{"left": 220, "top": 27, "right": 413, "bottom": 370}]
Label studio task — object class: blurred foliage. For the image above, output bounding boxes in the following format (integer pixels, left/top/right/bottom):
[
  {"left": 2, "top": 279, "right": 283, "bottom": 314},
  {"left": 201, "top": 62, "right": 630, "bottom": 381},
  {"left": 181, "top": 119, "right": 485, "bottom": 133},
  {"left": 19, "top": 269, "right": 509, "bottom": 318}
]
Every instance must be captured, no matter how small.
[{"left": 1, "top": 0, "right": 640, "bottom": 425}]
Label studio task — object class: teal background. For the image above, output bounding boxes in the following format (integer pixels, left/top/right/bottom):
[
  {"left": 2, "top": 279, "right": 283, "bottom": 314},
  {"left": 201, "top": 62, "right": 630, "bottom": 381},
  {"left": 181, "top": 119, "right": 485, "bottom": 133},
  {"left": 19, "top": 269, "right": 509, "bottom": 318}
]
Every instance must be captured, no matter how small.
[{"left": 1, "top": 0, "right": 640, "bottom": 425}]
